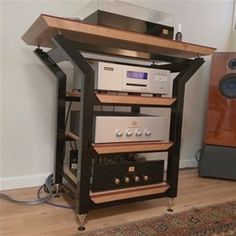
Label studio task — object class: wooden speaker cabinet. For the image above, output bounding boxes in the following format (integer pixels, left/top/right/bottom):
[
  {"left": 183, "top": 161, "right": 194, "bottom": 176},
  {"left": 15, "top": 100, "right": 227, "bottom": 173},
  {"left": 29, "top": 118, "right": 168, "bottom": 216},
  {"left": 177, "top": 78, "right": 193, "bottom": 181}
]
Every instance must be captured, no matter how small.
[
  {"left": 205, "top": 52, "right": 236, "bottom": 147},
  {"left": 199, "top": 52, "right": 236, "bottom": 180}
]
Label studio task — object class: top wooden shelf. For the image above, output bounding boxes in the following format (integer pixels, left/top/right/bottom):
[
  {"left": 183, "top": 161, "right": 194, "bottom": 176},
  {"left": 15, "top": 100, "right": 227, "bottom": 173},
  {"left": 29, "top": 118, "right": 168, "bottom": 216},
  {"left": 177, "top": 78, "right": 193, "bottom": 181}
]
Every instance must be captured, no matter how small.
[{"left": 22, "top": 14, "right": 215, "bottom": 59}]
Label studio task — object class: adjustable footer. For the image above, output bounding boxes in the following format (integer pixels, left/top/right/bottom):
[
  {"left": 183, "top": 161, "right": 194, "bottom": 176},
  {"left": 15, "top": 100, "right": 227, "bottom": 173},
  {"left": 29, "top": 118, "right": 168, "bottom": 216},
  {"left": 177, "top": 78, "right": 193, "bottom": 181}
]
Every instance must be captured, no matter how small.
[
  {"left": 77, "top": 214, "right": 87, "bottom": 231},
  {"left": 54, "top": 183, "right": 60, "bottom": 198},
  {"left": 167, "top": 197, "right": 174, "bottom": 212}
]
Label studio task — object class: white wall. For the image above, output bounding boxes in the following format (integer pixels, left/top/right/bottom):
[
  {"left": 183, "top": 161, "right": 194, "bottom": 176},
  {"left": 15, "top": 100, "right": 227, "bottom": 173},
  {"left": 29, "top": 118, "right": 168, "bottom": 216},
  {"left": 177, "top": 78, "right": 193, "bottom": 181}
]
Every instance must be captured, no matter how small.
[
  {"left": 229, "top": 0, "right": 236, "bottom": 50},
  {"left": 0, "top": 0, "right": 87, "bottom": 190},
  {"left": 0, "top": 2, "right": 3, "bottom": 190},
  {"left": 0, "top": 0, "right": 234, "bottom": 190}
]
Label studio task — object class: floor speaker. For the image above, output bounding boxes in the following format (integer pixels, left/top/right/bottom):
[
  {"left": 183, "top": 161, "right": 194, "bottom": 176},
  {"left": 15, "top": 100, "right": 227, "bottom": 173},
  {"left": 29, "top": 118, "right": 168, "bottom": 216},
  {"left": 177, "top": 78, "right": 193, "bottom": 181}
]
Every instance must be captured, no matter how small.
[
  {"left": 205, "top": 52, "right": 236, "bottom": 147},
  {"left": 199, "top": 52, "right": 236, "bottom": 180}
]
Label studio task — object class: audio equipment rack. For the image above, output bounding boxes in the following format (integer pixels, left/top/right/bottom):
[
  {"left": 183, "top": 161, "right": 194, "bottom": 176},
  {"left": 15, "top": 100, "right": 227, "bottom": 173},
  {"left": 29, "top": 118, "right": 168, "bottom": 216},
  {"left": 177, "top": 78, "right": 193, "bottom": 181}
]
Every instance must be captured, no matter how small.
[{"left": 22, "top": 14, "right": 215, "bottom": 230}]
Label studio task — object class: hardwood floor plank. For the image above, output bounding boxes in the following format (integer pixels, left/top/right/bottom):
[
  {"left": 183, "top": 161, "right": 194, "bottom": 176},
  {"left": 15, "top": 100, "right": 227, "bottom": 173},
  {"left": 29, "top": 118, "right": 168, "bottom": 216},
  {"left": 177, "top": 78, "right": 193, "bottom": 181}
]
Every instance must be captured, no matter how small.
[{"left": 0, "top": 169, "right": 236, "bottom": 235}]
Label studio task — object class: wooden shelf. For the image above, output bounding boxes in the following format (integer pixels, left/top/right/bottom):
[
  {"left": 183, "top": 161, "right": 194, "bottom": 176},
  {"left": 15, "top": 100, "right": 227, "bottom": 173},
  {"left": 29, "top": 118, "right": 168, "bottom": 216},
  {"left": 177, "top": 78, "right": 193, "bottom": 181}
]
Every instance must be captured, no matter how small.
[
  {"left": 66, "top": 91, "right": 80, "bottom": 101},
  {"left": 90, "top": 182, "right": 169, "bottom": 203},
  {"left": 22, "top": 14, "right": 215, "bottom": 59},
  {"left": 66, "top": 91, "right": 176, "bottom": 106},
  {"left": 96, "top": 93, "right": 176, "bottom": 106},
  {"left": 92, "top": 141, "right": 173, "bottom": 154}
]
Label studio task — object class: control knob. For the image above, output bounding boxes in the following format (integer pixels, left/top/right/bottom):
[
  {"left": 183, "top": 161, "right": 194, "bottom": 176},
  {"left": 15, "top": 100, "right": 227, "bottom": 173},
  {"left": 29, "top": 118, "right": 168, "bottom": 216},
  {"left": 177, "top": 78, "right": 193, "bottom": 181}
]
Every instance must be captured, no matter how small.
[
  {"left": 126, "top": 130, "right": 133, "bottom": 137},
  {"left": 114, "top": 178, "right": 120, "bottom": 185},
  {"left": 124, "top": 177, "right": 130, "bottom": 183},
  {"left": 145, "top": 130, "right": 152, "bottom": 136},
  {"left": 134, "top": 176, "right": 140, "bottom": 182},
  {"left": 143, "top": 175, "right": 149, "bottom": 181},
  {"left": 136, "top": 130, "right": 142, "bottom": 136},
  {"left": 116, "top": 130, "right": 123, "bottom": 137}
]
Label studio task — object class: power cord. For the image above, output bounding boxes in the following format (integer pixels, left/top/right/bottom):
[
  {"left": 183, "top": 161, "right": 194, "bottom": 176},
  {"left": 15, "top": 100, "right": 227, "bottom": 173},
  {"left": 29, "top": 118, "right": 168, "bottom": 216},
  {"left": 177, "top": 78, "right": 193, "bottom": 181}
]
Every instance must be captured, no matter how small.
[
  {"left": 37, "top": 181, "right": 75, "bottom": 209},
  {"left": 0, "top": 174, "right": 53, "bottom": 205},
  {"left": 0, "top": 174, "right": 75, "bottom": 209},
  {"left": 195, "top": 148, "right": 202, "bottom": 163}
]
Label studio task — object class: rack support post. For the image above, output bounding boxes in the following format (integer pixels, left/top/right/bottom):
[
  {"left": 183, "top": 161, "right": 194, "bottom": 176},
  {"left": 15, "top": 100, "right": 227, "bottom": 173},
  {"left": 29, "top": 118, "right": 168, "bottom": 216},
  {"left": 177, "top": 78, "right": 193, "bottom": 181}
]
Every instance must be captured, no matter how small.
[
  {"left": 34, "top": 48, "right": 67, "bottom": 186},
  {"left": 52, "top": 35, "right": 95, "bottom": 216},
  {"left": 167, "top": 58, "right": 205, "bottom": 198}
]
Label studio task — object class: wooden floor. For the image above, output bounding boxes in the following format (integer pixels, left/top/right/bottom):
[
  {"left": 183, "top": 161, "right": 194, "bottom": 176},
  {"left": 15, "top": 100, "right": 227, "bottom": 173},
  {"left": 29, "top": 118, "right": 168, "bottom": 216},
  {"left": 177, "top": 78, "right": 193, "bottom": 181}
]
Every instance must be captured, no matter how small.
[{"left": 1, "top": 169, "right": 236, "bottom": 236}]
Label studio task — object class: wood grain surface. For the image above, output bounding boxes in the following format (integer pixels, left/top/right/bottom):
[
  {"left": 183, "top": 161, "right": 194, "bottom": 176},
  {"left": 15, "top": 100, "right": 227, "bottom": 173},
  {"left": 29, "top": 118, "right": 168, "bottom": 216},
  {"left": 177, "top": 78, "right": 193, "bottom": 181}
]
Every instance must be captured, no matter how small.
[
  {"left": 1, "top": 169, "right": 236, "bottom": 235},
  {"left": 92, "top": 141, "right": 173, "bottom": 154},
  {"left": 205, "top": 52, "right": 236, "bottom": 147},
  {"left": 90, "top": 182, "right": 169, "bottom": 203},
  {"left": 22, "top": 14, "right": 215, "bottom": 58}
]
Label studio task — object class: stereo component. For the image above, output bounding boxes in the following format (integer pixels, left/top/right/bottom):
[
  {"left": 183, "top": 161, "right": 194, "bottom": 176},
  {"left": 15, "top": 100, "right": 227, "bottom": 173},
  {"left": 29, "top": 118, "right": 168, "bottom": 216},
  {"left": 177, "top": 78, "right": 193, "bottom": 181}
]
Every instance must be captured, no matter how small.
[
  {"left": 92, "top": 160, "right": 164, "bottom": 192},
  {"left": 79, "top": 0, "right": 174, "bottom": 39},
  {"left": 70, "top": 111, "right": 169, "bottom": 143},
  {"left": 83, "top": 11, "right": 174, "bottom": 39},
  {"left": 94, "top": 113, "right": 169, "bottom": 143},
  {"left": 73, "top": 61, "right": 170, "bottom": 95}
]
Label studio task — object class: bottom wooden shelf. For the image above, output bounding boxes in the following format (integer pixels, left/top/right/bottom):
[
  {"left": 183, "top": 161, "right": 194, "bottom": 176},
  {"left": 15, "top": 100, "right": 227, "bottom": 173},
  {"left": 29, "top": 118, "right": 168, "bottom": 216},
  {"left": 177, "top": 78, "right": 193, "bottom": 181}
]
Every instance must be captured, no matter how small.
[{"left": 90, "top": 182, "right": 169, "bottom": 203}]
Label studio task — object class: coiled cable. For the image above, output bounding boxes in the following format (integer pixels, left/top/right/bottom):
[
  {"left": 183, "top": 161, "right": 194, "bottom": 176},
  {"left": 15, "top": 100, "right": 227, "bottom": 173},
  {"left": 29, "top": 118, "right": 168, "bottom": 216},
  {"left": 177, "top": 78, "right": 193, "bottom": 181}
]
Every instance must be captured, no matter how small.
[
  {"left": 0, "top": 174, "right": 74, "bottom": 209},
  {"left": 0, "top": 174, "right": 53, "bottom": 205}
]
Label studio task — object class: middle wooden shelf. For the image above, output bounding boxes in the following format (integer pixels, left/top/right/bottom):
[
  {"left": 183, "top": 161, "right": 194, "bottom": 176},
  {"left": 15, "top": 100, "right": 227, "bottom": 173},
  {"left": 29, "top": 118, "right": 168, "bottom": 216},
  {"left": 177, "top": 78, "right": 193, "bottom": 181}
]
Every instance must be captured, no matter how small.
[{"left": 66, "top": 91, "right": 176, "bottom": 107}]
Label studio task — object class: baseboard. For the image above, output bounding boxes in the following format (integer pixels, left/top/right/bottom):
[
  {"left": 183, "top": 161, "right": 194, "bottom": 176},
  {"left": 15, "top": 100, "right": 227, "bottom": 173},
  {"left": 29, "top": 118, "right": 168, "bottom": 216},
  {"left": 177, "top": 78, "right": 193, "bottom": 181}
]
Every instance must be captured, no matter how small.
[
  {"left": 0, "top": 173, "right": 51, "bottom": 191},
  {"left": 179, "top": 158, "right": 198, "bottom": 169}
]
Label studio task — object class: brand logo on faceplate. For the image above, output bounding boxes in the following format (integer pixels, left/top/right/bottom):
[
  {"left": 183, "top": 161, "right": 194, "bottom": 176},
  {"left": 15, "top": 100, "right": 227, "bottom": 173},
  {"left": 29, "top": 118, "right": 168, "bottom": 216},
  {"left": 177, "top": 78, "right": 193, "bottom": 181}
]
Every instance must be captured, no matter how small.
[
  {"left": 128, "top": 121, "right": 139, "bottom": 128},
  {"left": 128, "top": 166, "right": 135, "bottom": 172},
  {"left": 104, "top": 67, "right": 114, "bottom": 71}
]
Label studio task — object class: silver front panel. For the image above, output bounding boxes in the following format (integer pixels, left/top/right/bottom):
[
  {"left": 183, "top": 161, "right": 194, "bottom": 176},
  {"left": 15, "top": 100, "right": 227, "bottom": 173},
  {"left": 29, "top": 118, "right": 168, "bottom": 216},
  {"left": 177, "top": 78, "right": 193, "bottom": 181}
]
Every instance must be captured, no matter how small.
[
  {"left": 91, "top": 61, "right": 170, "bottom": 94},
  {"left": 94, "top": 115, "right": 169, "bottom": 143},
  {"left": 73, "top": 61, "right": 171, "bottom": 95}
]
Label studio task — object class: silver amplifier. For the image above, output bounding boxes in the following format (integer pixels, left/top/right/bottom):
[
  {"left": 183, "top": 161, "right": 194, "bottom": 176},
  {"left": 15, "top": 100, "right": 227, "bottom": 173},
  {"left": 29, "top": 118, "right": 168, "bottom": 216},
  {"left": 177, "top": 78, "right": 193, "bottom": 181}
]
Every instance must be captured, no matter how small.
[
  {"left": 73, "top": 61, "right": 170, "bottom": 94},
  {"left": 70, "top": 112, "right": 169, "bottom": 143},
  {"left": 94, "top": 112, "right": 169, "bottom": 143}
]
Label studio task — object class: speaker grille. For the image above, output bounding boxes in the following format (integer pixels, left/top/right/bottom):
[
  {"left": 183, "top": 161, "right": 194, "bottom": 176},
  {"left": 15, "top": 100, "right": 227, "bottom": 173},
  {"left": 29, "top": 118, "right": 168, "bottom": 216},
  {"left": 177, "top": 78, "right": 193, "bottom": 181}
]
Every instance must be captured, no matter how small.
[{"left": 219, "top": 74, "right": 236, "bottom": 98}]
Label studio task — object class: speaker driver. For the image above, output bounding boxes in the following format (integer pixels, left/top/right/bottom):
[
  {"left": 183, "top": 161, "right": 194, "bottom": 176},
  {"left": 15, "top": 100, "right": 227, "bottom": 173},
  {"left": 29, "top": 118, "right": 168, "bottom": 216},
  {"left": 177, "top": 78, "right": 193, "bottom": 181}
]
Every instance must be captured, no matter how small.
[
  {"left": 228, "top": 58, "right": 236, "bottom": 70},
  {"left": 219, "top": 74, "right": 236, "bottom": 98}
]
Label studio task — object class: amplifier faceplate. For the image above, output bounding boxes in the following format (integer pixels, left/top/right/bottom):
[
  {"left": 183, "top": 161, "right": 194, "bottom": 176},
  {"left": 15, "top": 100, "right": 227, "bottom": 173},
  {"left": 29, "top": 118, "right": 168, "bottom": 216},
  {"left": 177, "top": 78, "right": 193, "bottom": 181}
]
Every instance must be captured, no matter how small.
[
  {"left": 94, "top": 115, "right": 169, "bottom": 143},
  {"left": 92, "top": 160, "right": 164, "bottom": 192},
  {"left": 70, "top": 111, "right": 170, "bottom": 143}
]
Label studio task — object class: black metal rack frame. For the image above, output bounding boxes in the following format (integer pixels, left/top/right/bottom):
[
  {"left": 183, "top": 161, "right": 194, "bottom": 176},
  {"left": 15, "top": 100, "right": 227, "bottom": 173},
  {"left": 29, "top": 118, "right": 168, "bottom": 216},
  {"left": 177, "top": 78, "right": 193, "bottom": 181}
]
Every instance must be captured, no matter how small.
[{"left": 34, "top": 34, "right": 204, "bottom": 228}]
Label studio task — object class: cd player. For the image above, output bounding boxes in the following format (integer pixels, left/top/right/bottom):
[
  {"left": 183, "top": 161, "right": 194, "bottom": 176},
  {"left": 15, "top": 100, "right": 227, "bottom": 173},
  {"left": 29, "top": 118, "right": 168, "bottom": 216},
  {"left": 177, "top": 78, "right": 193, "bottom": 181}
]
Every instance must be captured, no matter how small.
[{"left": 73, "top": 61, "right": 170, "bottom": 94}]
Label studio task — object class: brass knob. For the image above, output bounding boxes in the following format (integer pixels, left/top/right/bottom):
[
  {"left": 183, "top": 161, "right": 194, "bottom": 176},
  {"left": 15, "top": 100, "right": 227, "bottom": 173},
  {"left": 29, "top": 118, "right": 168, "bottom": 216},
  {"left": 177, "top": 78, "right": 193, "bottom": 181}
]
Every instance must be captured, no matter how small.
[
  {"left": 114, "top": 178, "right": 120, "bottom": 185},
  {"left": 134, "top": 176, "right": 140, "bottom": 182},
  {"left": 124, "top": 177, "right": 130, "bottom": 183},
  {"left": 143, "top": 175, "right": 149, "bottom": 181}
]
